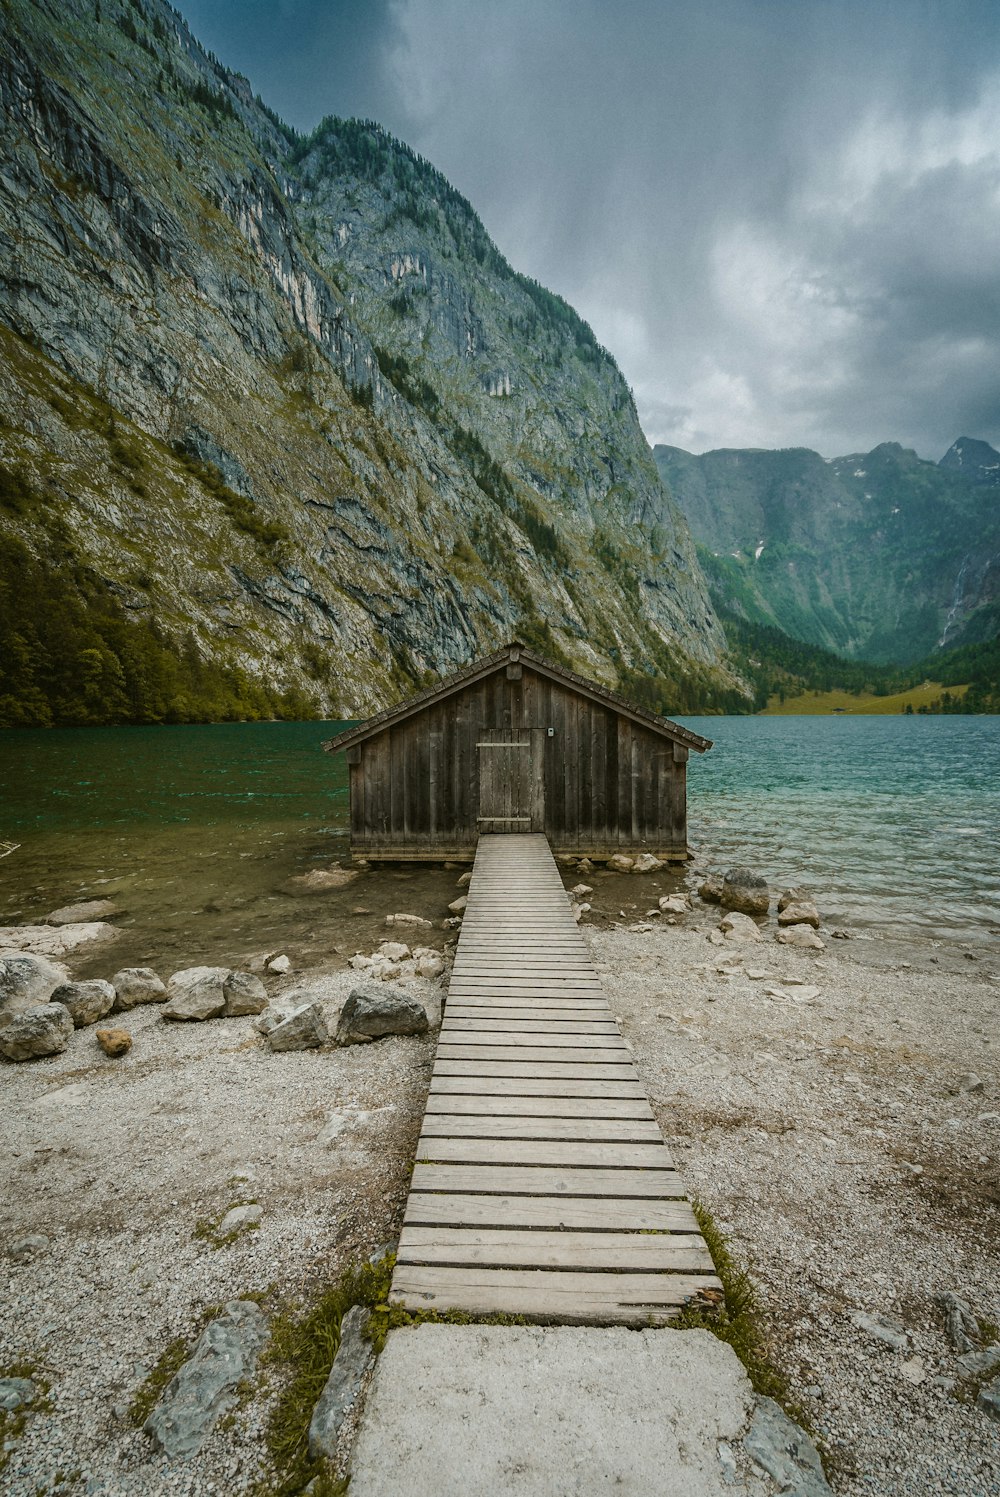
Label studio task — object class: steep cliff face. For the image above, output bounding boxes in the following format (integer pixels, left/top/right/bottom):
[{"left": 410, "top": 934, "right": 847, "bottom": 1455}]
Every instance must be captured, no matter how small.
[
  {"left": 655, "top": 441, "right": 1000, "bottom": 665},
  {"left": 0, "top": 0, "right": 735, "bottom": 723}
]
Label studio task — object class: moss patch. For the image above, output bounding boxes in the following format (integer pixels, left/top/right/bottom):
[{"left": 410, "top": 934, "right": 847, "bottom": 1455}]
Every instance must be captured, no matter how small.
[{"left": 0, "top": 1362, "right": 52, "bottom": 1477}]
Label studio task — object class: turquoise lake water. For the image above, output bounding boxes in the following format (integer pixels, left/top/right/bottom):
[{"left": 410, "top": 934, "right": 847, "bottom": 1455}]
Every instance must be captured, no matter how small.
[{"left": 0, "top": 715, "right": 997, "bottom": 960}]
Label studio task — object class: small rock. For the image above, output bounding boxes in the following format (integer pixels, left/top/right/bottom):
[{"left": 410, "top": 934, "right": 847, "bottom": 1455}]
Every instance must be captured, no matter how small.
[
  {"left": 223, "top": 971, "right": 268, "bottom": 1017},
  {"left": 218, "top": 1203, "right": 262, "bottom": 1236},
  {"left": 900, "top": 1356, "right": 926, "bottom": 1385},
  {"left": 571, "top": 884, "right": 594, "bottom": 898},
  {"left": 266, "top": 1003, "right": 329, "bottom": 1052},
  {"left": 9, "top": 1234, "right": 48, "bottom": 1260},
  {"left": 144, "top": 1301, "right": 267, "bottom": 1459},
  {"left": 777, "top": 901, "right": 821, "bottom": 929},
  {"left": 0, "top": 1377, "right": 35, "bottom": 1411},
  {"left": 977, "top": 1376, "right": 1000, "bottom": 1422},
  {"left": 308, "top": 1304, "right": 374, "bottom": 1459},
  {"left": 414, "top": 953, "right": 445, "bottom": 980},
  {"left": 744, "top": 1396, "right": 832, "bottom": 1495},
  {"left": 162, "top": 967, "right": 229, "bottom": 1021},
  {"left": 46, "top": 898, "right": 119, "bottom": 925},
  {"left": 443, "top": 915, "right": 463, "bottom": 928},
  {"left": 707, "top": 929, "right": 726, "bottom": 946},
  {"left": 572, "top": 902, "right": 591, "bottom": 922},
  {"left": 952, "top": 1072, "right": 986, "bottom": 1095},
  {"left": 96, "top": 1026, "right": 132, "bottom": 1057},
  {"left": 631, "top": 853, "right": 663, "bottom": 874},
  {"left": 576, "top": 858, "right": 594, "bottom": 873},
  {"left": 776, "top": 924, "right": 825, "bottom": 950},
  {"left": 720, "top": 911, "right": 763, "bottom": 943},
  {"left": 745, "top": 968, "right": 769, "bottom": 980},
  {"left": 110, "top": 967, "right": 166, "bottom": 1008},
  {"left": 448, "top": 895, "right": 468, "bottom": 914},
  {"left": 658, "top": 894, "right": 690, "bottom": 915},
  {"left": 850, "top": 1310, "right": 909, "bottom": 1351},
  {"left": 0, "top": 1002, "right": 75, "bottom": 1061},
  {"left": 900, "top": 1161, "right": 923, "bottom": 1178},
  {"left": 253, "top": 1005, "right": 291, "bottom": 1037},
  {"left": 607, "top": 854, "right": 635, "bottom": 873},
  {"left": 378, "top": 941, "right": 410, "bottom": 961},
  {"left": 777, "top": 887, "right": 811, "bottom": 912},
  {"left": 51, "top": 979, "right": 116, "bottom": 1028},
  {"left": 385, "top": 913, "right": 432, "bottom": 927},
  {"left": 351, "top": 906, "right": 372, "bottom": 915},
  {"left": 267, "top": 954, "right": 291, "bottom": 974},
  {"left": 830, "top": 928, "right": 851, "bottom": 939},
  {"left": 721, "top": 868, "right": 770, "bottom": 916},
  {"left": 456, "top": 872, "right": 473, "bottom": 887},
  {"left": 628, "top": 922, "right": 656, "bottom": 933},
  {"left": 698, "top": 874, "right": 723, "bottom": 903},
  {"left": 335, "top": 987, "right": 429, "bottom": 1045}
]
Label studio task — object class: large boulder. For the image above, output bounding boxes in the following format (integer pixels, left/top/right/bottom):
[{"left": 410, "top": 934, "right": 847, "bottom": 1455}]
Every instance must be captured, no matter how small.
[
  {"left": 721, "top": 868, "right": 770, "bottom": 916},
  {"left": 336, "top": 987, "right": 430, "bottom": 1046},
  {"left": 222, "top": 971, "right": 268, "bottom": 1016},
  {"left": 776, "top": 924, "right": 825, "bottom": 951},
  {"left": 0, "top": 1002, "right": 75, "bottom": 1061},
  {"left": 162, "top": 967, "right": 228, "bottom": 1021},
  {"left": 266, "top": 1002, "right": 329, "bottom": 1052},
  {"left": 111, "top": 967, "right": 167, "bottom": 1008},
  {"left": 0, "top": 950, "right": 67, "bottom": 1026},
  {"left": 777, "top": 886, "right": 812, "bottom": 912},
  {"left": 720, "top": 911, "right": 763, "bottom": 943},
  {"left": 46, "top": 899, "right": 119, "bottom": 925},
  {"left": 658, "top": 895, "right": 691, "bottom": 915},
  {"left": 144, "top": 1301, "right": 267, "bottom": 1459},
  {"left": 51, "top": 979, "right": 115, "bottom": 1028},
  {"left": 632, "top": 853, "right": 663, "bottom": 874}
]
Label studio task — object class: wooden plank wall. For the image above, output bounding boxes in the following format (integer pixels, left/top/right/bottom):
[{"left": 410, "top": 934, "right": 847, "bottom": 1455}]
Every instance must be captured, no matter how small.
[{"left": 351, "top": 666, "right": 688, "bottom": 855}]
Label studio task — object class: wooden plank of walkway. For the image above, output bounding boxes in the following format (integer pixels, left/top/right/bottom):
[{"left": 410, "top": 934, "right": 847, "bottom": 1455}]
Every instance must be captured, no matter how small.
[{"left": 390, "top": 833, "right": 721, "bottom": 1326}]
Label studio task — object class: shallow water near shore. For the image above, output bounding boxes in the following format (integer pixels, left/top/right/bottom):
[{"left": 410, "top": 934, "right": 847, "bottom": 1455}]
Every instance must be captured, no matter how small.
[{"left": 0, "top": 714, "right": 997, "bottom": 969}]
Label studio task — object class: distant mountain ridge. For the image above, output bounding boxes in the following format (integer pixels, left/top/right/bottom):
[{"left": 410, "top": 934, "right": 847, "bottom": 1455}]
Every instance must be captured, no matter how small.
[
  {"left": 654, "top": 439, "right": 1000, "bottom": 665},
  {"left": 0, "top": 0, "right": 739, "bottom": 727}
]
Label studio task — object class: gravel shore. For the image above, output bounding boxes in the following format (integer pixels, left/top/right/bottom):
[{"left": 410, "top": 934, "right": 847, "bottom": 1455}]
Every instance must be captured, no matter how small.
[{"left": 2, "top": 878, "right": 998, "bottom": 1495}]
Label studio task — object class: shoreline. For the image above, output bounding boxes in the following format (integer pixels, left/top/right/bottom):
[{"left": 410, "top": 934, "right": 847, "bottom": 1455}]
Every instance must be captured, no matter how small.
[{"left": 2, "top": 881, "right": 998, "bottom": 1494}]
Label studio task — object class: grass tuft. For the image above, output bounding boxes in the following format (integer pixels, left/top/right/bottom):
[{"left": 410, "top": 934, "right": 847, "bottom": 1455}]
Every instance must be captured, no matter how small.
[{"left": 672, "top": 1202, "right": 812, "bottom": 1431}]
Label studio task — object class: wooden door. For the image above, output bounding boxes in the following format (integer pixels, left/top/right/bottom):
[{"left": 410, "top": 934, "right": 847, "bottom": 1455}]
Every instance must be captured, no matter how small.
[{"left": 477, "top": 728, "right": 545, "bottom": 834}]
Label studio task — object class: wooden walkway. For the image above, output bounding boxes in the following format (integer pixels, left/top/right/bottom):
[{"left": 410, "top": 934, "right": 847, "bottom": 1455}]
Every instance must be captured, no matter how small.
[{"left": 390, "top": 834, "right": 722, "bottom": 1325}]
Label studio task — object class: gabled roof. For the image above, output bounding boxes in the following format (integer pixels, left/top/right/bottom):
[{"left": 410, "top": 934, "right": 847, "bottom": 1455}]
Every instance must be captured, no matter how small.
[{"left": 323, "top": 641, "right": 713, "bottom": 755}]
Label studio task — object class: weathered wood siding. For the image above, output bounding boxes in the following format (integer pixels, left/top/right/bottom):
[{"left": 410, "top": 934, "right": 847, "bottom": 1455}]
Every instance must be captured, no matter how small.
[{"left": 349, "top": 665, "right": 690, "bottom": 858}]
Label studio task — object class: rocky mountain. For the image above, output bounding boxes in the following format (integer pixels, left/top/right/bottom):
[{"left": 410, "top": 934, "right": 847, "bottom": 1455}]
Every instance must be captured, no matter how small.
[
  {"left": 939, "top": 437, "right": 1000, "bottom": 488},
  {"left": 0, "top": 0, "right": 739, "bottom": 726},
  {"left": 654, "top": 440, "right": 1000, "bottom": 665}
]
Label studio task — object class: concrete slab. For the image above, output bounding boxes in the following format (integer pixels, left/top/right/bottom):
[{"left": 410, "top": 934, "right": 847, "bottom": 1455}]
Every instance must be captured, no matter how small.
[{"left": 349, "top": 1324, "right": 776, "bottom": 1496}]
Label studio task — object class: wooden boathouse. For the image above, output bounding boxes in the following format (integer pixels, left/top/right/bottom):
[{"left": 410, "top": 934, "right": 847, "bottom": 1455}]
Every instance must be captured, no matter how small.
[{"left": 324, "top": 641, "right": 711, "bottom": 862}]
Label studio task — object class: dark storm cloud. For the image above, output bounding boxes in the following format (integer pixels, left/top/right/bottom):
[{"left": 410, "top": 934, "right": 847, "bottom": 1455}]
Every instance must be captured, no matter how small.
[{"left": 178, "top": 0, "right": 1000, "bottom": 457}]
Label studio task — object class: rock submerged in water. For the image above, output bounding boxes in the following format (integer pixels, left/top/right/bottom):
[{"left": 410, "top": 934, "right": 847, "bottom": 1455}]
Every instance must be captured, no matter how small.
[
  {"left": 607, "top": 854, "right": 634, "bottom": 874},
  {"left": 51, "top": 979, "right": 116, "bottom": 1027},
  {"left": 0, "top": 1002, "right": 75, "bottom": 1061},
  {"left": 336, "top": 987, "right": 430, "bottom": 1046},
  {"left": 46, "top": 898, "right": 119, "bottom": 925},
  {"left": 721, "top": 868, "right": 770, "bottom": 916},
  {"left": 287, "top": 867, "right": 358, "bottom": 893},
  {"left": 111, "top": 967, "right": 167, "bottom": 1008}
]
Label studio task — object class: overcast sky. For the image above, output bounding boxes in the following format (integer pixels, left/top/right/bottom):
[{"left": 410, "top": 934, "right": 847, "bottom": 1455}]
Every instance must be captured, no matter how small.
[{"left": 181, "top": 0, "right": 1000, "bottom": 460}]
